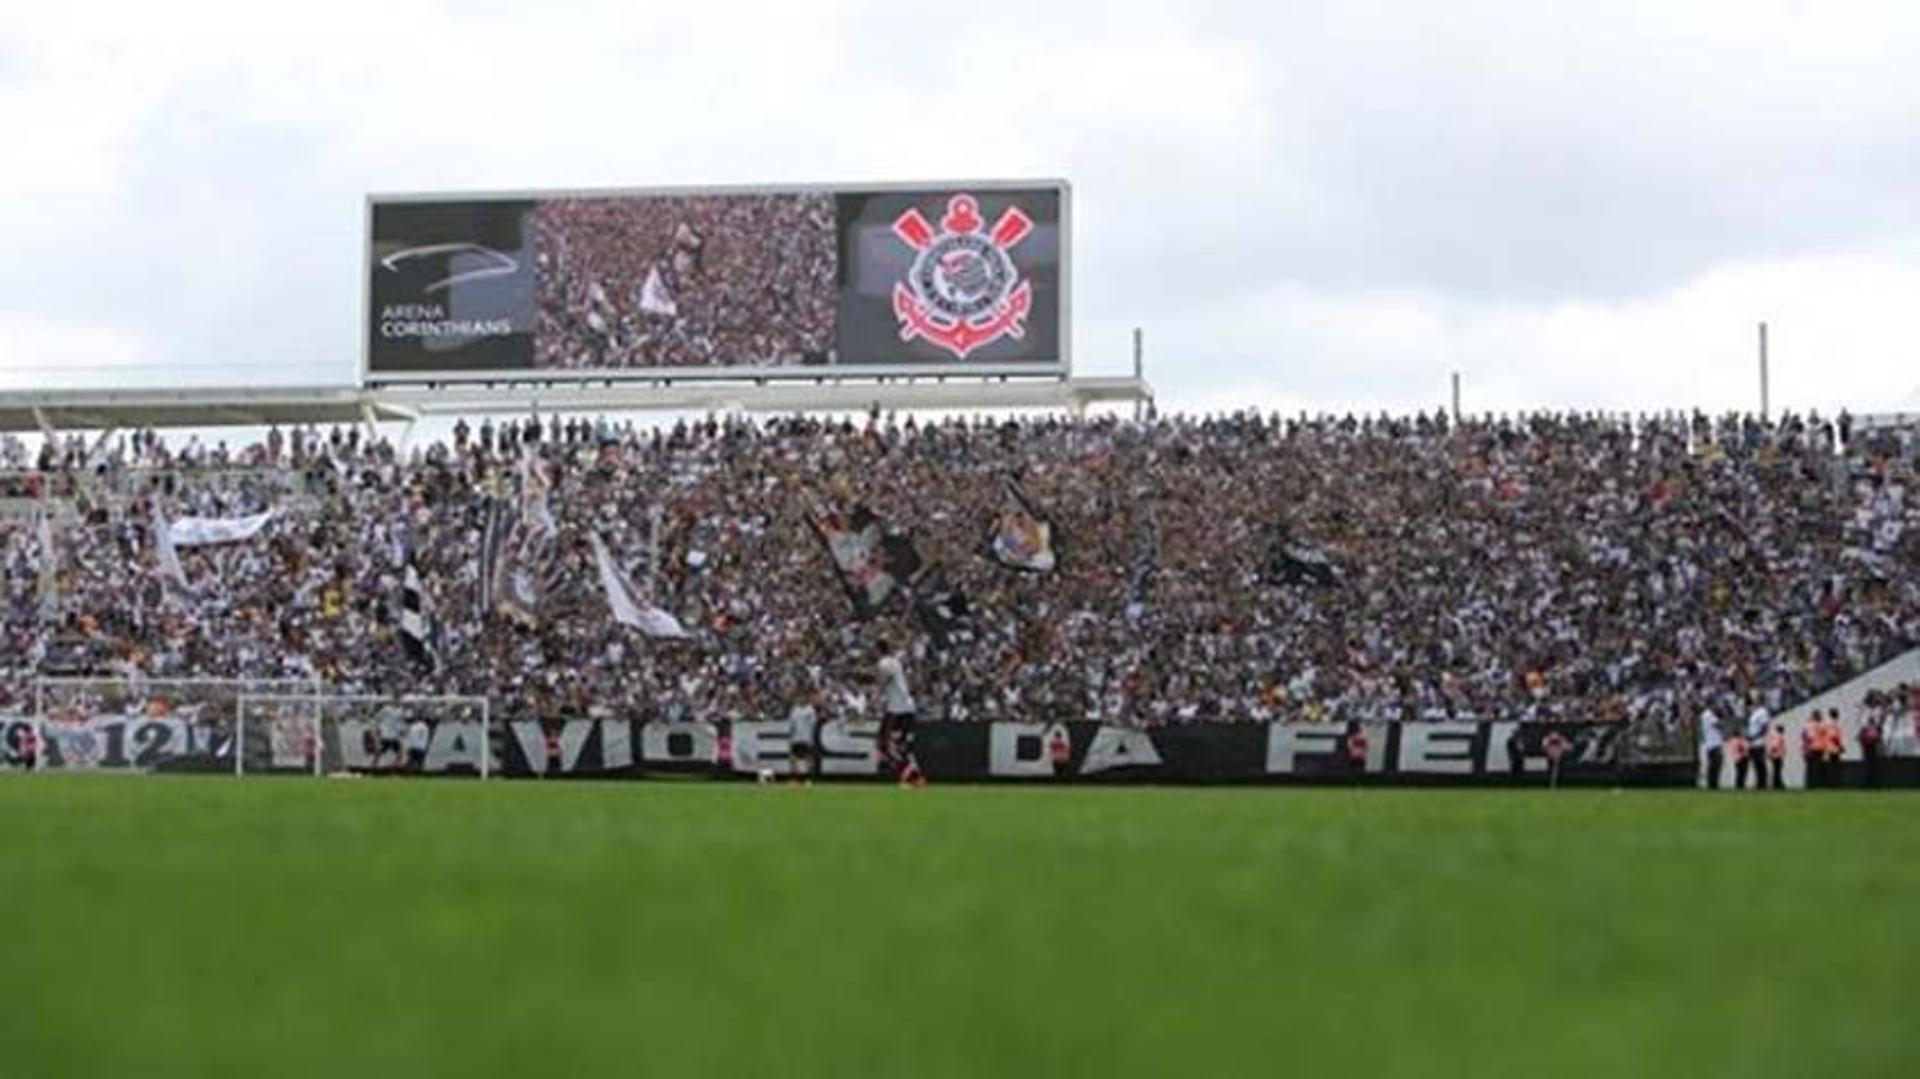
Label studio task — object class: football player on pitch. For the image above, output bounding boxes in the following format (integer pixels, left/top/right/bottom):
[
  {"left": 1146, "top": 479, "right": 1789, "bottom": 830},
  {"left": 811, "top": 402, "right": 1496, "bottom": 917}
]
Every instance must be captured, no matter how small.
[{"left": 874, "top": 635, "right": 926, "bottom": 788}]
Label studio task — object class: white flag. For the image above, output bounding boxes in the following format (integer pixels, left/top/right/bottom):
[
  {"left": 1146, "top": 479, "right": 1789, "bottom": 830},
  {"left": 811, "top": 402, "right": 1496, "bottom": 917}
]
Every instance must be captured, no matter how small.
[
  {"left": 168, "top": 510, "right": 275, "bottom": 548},
  {"left": 154, "top": 513, "right": 190, "bottom": 592},
  {"left": 521, "top": 457, "right": 557, "bottom": 539},
  {"left": 589, "top": 532, "right": 690, "bottom": 640},
  {"left": 639, "top": 265, "right": 678, "bottom": 318},
  {"left": 36, "top": 508, "right": 57, "bottom": 615}
]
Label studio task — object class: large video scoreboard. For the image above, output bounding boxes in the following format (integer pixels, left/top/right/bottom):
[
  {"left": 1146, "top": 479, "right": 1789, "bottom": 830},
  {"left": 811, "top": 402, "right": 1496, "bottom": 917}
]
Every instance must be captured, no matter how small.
[{"left": 364, "top": 181, "right": 1068, "bottom": 383}]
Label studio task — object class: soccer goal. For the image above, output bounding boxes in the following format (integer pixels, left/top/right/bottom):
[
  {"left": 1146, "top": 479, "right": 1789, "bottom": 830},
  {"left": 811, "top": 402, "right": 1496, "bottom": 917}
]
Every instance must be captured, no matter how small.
[
  {"left": 235, "top": 694, "right": 493, "bottom": 779},
  {"left": 33, "top": 677, "right": 320, "bottom": 774}
]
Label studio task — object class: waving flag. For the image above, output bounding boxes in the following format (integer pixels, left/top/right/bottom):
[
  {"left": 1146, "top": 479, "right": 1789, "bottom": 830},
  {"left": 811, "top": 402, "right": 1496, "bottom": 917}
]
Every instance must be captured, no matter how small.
[
  {"left": 153, "top": 512, "right": 190, "bottom": 593},
  {"left": 638, "top": 265, "right": 679, "bottom": 317},
  {"left": 485, "top": 459, "right": 562, "bottom": 627},
  {"left": 397, "top": 562, "right": 440, "bottom": 673},
  {"left": 808, "top": 504, "right": 920, "bottom": 619},
  {"left": 588, "top": 532, "right": 690, "bottom": 640},
  {"left": 36, "top": 507, "right": 58, "bottom": 616},
  {"left": 987, "top": 481, "right": 1057, "bottom": 573},
  {"left": 168, "top": 510, "right": 275, "bottom": 548},
  {"left": 1263, "top": 524, "right": 1340, "bottom": 587},
  {"left": 522, "top": 455, "right": 557, "bottom": 539},
  {"left": 912, "top": 564, "right": 972, "bottom": 645}
]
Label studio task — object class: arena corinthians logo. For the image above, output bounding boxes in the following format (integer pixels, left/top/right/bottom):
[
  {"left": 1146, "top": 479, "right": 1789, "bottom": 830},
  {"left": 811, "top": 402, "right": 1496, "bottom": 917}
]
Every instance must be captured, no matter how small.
[
  {"left": 381, "top": 242, "right": 518, "bottom": 294},
  {"left": 890, "top": 194, "right": 1033, "bottom": 359},
  {"left": 377, "top": 242, "right": 519, "bottom": 342}
]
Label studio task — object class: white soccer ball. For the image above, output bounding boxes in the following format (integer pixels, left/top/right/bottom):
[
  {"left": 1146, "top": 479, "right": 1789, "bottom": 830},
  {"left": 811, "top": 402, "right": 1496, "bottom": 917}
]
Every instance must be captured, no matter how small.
[{"left": 756, "top": 768, "right": 777, "bottom": 784}]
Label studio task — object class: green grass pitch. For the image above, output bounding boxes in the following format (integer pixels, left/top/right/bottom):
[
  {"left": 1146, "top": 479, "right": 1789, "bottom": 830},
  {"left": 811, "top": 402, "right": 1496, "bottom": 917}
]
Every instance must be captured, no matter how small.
[{"left": 3, "top": 777, "right": 1915, "bottom": 1077}]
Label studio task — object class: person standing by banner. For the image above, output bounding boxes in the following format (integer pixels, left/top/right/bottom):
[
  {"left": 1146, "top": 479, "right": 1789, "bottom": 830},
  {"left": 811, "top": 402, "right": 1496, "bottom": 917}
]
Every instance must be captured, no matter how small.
[
  {"left": 1764, "top": 723, "right": 1788, "bottom": 791},
  {"left": 1542, "top": 730, "right": 1571, "bottom": 789},
  {"left": 1729, "top": 729, "right": 1754, "bottom": 790},
  {"left": 787, "top": 693, "right": 821, "bottom": 785},
  {"left": 1809, "top": 711, "right": 1844, "bottom": 788},
  {"left": 1044, "top": 723, "right": 1073, "bottom": 777},
  {"left": 1746, "top": 701, "right": 1772, "bottom": 771},
  {"left": 404, "top": 714, "right": 431, "bottom": 773},
  {"left": 1343, "top": 722, "right": 1368, "bottom": 783},
  {"left": 542, "top": 721, "right": 564, "bottom": 778},
  {"left": 1858, "top": 713, "right": 1884, "bottom": 790},
  {"left": 875, "top": 637, "right": 925, "bottom": 788},
  {"left": 1700, "top": 707, "right": 1725, "bottom": 790},
  {"left": 14, "top": 722, "right": 38, "bottom": 771}
]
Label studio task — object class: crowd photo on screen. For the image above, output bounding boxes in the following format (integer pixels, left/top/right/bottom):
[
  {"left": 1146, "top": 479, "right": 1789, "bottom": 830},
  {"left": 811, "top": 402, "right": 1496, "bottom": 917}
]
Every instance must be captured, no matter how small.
[
  {"left": 530, "top": 194, "right": 838, "bottom": 370},
  {"left": 2, "top": 407, "right": 1919, "bottom": 778}
]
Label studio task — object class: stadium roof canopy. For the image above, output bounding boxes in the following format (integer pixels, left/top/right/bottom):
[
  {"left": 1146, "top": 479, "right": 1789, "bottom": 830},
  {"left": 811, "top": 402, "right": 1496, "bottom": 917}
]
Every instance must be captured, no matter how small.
[
  {"left": 0, "top": 386, "right": 414, "bottom": 434},
  {"left": 0, "top": 376, "right": 1152, "bottom": 434}
]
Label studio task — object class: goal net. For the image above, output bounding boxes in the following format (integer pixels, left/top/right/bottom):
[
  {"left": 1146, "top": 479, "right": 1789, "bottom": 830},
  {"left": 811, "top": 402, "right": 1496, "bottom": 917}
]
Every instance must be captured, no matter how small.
[
  {"left": 235, "top": 695, "right": 492, "bottom": 778},
  {"left": 33, "top": 677, "right": 318, "bottom": 773}
]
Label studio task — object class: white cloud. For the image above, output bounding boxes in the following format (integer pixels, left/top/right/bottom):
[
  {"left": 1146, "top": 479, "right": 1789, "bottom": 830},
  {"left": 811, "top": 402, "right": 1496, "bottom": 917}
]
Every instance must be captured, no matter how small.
[
  {"left": 0, "top": 0, "right": 1917, "bottom": 418},
  {"left": 0, "top": 314, "right": 149, "bottom": 389},
  {"left": 1139, "top": 250, "right": 1920, "bottom": 416}
]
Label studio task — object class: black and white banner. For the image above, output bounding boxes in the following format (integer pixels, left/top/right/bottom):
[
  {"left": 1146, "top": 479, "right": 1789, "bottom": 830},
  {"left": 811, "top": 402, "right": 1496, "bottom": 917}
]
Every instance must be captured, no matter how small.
[
  {"left": 0, "top": 715, "right": 225, "bottom": 771},
  {"left": 491, "top": 719, "right": 1670, "bottom": 785},
  {"left": 0, "top": 715, "right": 1690, "bottom": 785}
]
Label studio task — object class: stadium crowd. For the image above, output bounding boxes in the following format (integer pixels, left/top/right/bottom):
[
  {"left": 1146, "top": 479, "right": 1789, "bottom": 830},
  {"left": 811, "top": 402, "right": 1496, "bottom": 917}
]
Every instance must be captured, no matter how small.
[
  {"left": 531, "top": 194, "right": 837, "bottom": 370},
  {"left": 1, "top": 409, "right": 1917, "bottom": 756}
]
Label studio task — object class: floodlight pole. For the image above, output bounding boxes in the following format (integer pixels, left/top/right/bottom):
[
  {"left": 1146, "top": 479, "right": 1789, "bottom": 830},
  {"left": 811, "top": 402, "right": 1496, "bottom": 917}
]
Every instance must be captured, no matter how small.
[
  {"left": 1132, "top": 328, "right": 1145, "bottom": 423},
  {"left": 1451, "top": 371, "right": 1462, "bottom": 424},
  {"left": 1758, "top": 321, "right": 1770, "bottom": 420}
]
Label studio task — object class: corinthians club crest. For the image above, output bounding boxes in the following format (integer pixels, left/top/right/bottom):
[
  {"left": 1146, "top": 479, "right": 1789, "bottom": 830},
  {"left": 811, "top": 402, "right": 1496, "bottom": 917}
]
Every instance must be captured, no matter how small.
[{"left": 891, "top": 194, "right": 1033, "bottom": 360}]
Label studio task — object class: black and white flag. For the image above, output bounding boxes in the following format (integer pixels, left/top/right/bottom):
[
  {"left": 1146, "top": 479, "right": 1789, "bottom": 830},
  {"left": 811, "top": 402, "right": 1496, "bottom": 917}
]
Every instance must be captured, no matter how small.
[
  {"left": 481, "top": 462, "right": 562, "bottom": 628},
  {"left": 807, "top": 503, "right": 922, "bottom": 619},
  {"left": 398, "top": 562, "right": 440, "bottom": 673},
  {"left": 1264, "top": 524, "right": 1340, "bottom": 587},
  {"left": 911, "top": 564, "right": 972, "bottom": 645}
]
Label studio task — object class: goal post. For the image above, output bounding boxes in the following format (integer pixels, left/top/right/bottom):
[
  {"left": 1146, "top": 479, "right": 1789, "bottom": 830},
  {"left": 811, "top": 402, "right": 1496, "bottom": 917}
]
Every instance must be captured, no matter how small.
[
  {"left": 236, "top": 694, "right": 493, "bottom": 779},
  {"left": 232, "top": 695, "right": 323, "bottom": 778},
  {"left": 32, "top": 677, "right": 319, "bottom": 774}
]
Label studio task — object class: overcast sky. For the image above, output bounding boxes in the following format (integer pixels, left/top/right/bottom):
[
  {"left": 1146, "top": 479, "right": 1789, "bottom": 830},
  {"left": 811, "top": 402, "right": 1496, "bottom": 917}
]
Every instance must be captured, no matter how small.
[{"left": 1, "top": 0, "right": 1916, "bottom": 417}]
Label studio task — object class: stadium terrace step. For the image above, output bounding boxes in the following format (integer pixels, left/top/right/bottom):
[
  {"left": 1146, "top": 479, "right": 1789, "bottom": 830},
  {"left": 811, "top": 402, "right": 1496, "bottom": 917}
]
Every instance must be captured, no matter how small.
[{"left": 1767, "top": 647, "right": 1920, "bottom": 789}]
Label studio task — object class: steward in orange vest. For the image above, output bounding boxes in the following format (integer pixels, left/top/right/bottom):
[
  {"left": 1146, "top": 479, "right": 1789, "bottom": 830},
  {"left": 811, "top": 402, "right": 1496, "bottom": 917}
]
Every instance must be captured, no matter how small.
[
  {"left": 1728, "top": 732, "right": 1754, "bottom": 790},
  {"left": 1763, "top": 725, "right": 1787, "bottom": 791}
]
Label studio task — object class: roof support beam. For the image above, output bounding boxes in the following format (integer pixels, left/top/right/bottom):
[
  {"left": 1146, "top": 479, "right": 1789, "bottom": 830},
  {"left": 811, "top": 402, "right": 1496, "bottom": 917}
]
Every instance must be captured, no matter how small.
[{"left": 0, "top": 377, "right": 1151, "bottom": 434}]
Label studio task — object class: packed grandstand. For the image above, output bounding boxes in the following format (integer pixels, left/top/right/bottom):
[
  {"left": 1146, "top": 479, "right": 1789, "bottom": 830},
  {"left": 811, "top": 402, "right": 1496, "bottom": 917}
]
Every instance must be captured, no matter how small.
[{"left": 1, "top": 408, "right": 1916, "bottom": 759}]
